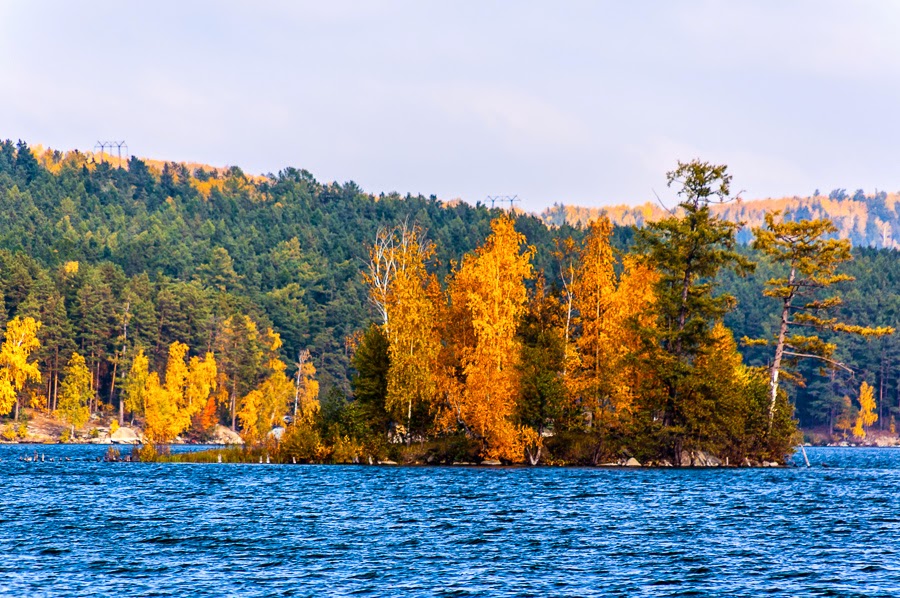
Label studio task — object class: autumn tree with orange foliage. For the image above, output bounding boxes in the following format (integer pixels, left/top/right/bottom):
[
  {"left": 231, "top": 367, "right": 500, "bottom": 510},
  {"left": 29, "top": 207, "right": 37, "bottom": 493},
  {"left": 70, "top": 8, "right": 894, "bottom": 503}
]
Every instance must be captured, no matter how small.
[
  {"left": 238, "top": 330, "right": 299, "bottom": 443},
  {"left": 0, "top": 317, "right": 42, "bottom": 419},
  {"left": 853, "top": 381, "right": 877, "bottom": 439},
  {"left": 570, "top": 217, "right": 618, "bottom": 427},
  {"left": 384, "top": 225, "right": 440, "bottom": 443},
  {"left": 599, "top": 256, "right": 659, "bottom": 416},
  {"left": 135, "top": 341, "right": 218, "bottom": 445},
  {"left": 555, "top": 224, "right": 659, "bottom": 463},
  {"left": 436, "top": 216, "right": 534, "bottom": 462},
  {"left": 362, "top": 222, "right": 441, "bottom": 443}
]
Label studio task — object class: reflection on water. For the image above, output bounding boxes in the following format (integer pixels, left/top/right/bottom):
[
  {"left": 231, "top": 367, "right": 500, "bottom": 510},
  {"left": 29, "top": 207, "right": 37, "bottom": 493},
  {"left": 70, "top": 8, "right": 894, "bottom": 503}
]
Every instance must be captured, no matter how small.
[{"left": 1, "top": 445, "right": 898, "bottom": 597}]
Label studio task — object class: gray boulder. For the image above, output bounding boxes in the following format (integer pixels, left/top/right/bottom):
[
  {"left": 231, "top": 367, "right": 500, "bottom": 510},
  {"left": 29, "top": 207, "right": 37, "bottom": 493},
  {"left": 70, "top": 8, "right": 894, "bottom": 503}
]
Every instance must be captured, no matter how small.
[
  {"left": 110, "top": 427, "right": 140, "bottom": 444},
  {"left": 213, "top": 425, "right": 244, "bottom": 445}
]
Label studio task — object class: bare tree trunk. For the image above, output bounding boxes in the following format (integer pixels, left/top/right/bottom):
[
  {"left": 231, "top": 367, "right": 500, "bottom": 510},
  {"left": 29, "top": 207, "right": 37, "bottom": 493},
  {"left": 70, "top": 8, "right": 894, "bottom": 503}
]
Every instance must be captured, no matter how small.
[
  {"left": 89, "top": 350, "right": 96, "bottom": 415},
  {"left": 768, "top": 267, "right": 796, "bottom": 430},
  {"left": 230, "top": 378, "right": 237, "bottom": 431},
  {"left": 673, "top": 438, "right": 683, "bottom": 467},
  {"left": 563, "top": 296, "right": 573, "bottom": 374},
  {"left": 406, "top": 395, "right": 413, "bottom": 447},
  {"left": 109, "top": 354, "right": 119, "bottom": 408},
  {"left": 52, "top": 348, "right": 59, "bottom": 412},
  {"left": 880, "top": 348, "right": 886, "bottom": 431}
]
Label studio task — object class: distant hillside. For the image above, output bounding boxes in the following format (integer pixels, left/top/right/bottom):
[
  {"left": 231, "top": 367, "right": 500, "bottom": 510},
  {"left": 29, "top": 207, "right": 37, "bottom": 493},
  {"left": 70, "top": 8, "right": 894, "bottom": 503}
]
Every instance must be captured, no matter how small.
[{"left": 540, "top": 190, "right": 900, "bottom": 248}]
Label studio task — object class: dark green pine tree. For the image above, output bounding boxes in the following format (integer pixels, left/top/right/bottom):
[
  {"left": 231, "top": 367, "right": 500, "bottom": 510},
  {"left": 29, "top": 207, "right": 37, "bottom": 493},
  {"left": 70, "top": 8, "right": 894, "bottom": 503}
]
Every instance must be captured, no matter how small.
[
  {"left": 14, "top": 140, "right": 41, "bottom": 185},
  {"left": 17, "top": 273, "right": 75, "bottom": 411},
  {"left": 634, "top": 160, "right": 755, "bottom": 464},
  {"left": 74, "top": 266, "right": 117, "bottom": 412},
  {"left": 515, "top": 279, "right": 567, "bottom": 465},
  {"left": 350, "top": 323, "right": 391, "bottom": 444}
]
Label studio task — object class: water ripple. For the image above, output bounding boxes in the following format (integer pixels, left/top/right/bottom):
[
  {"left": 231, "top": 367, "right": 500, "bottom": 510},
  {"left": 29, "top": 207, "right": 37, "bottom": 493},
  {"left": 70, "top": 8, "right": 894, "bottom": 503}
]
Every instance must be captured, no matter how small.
[{"left": 1, "top": 446, "right": 900, "bottom": 596}]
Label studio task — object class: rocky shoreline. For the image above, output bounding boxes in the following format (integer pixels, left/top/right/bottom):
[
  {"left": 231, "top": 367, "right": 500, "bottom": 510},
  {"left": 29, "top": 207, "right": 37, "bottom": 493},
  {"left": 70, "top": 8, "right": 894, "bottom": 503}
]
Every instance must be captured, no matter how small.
[{"left": 0, "top": 409, "right": 244, "bottom": 446}]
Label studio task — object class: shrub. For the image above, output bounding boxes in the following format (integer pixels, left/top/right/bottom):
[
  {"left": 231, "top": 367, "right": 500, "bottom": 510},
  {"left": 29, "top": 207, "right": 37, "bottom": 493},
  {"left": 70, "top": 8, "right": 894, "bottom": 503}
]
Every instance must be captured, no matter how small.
[
  {"left": 137, "top": 444, "right": 159, "bottom": 462},
  {"left": 1, "top": 424, "right": 17, "bottom": 442},
  {"left": 278, "top": 423, "right": 324, "bottom": 463}
]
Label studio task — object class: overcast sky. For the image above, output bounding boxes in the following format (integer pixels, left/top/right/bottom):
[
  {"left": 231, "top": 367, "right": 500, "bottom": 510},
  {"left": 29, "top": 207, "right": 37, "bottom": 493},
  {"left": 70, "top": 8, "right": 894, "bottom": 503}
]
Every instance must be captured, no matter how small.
[{"left": 2, "top": 1, "right": 899, "bottom": 211}]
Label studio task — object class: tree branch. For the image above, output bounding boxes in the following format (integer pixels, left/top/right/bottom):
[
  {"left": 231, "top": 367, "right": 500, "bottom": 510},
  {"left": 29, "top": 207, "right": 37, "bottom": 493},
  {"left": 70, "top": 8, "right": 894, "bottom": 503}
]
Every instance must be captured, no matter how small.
[{"left": 782, "top": 350, "right": 853, "bottom": 373}]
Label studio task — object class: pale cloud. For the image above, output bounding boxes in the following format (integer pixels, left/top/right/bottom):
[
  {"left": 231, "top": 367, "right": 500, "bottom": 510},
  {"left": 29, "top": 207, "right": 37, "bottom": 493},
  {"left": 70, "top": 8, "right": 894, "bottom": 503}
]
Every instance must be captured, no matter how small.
[
  {"left": 3, "top": 1, "right": 900, "bottom": 210},
  {"left": 429, "top": 84, "right": 588, "bottom": 151}
]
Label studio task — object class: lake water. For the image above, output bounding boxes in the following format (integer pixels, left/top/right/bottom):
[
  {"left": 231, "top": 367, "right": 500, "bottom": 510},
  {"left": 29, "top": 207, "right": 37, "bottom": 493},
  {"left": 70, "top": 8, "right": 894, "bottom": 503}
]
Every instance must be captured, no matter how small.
[{"left": 1, "top": 445, "right": 898, "bottom": 597}]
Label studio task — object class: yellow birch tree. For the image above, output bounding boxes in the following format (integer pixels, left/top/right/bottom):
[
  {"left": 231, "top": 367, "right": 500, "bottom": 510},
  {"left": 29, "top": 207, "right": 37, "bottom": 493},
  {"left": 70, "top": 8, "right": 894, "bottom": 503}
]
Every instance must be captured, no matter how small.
[
  {"left": 853, "top": 381, "right": 877, "bottom": 439},
  {"left": 603, "top": 256, "right": 659, "bottom": 413},
  {"left": 384, "top": 224, "right": 439, "bottom": 442},
  {"left": 143, "top": 372, "right": 180, "bottom": 444},
  {"left": 438, "top": 216, "right": 534, "bottom": 461},
  {"left": 123, "top": 349, "right": 150, "bottom": 420},
  {"left": 571, "top": 217, "right": 618, "bottom": 424},
  {"left": 239, "top": 330, "right": 297, "bottom": 443},
  {"left": 56, "top": 352, "right": 91, "bottom": 434},
  {"left": 0, "top": 317, "right": 42, "bottom": 417}
]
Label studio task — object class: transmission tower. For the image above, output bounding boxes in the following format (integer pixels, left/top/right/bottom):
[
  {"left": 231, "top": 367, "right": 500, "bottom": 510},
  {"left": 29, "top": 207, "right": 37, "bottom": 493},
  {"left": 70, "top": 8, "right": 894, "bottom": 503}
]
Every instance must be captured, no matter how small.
[
  {"left": 93, "top": 140, "right": 128, "bottom": 164},
  {"left": 113, "top": 141, "right": 128, "bottom": 163},
  {"left": 93, "top": 141, "right": 109, "bottom": 162},
  {"left": 485, "top": 195, "right": 519, "bottom": 212}
]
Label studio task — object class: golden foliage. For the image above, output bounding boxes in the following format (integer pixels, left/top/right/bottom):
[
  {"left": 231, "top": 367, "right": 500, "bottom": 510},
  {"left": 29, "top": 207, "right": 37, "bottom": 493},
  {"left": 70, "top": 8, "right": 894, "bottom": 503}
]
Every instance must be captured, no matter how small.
[
  {"left": 143, "top": 372, "right": 180, "bottom": 444},
  {"left": 239, "top": 358, "right": 295, "bottom": 444},
  {"left": 123, "top": 350, "right": 150, "bottom": 417},
  {"left": 55, "top": 352, "right": 92, "bottom": 431},
  {"left": 191, "top": 178, "right": 227, "bottom": 200},
  {"left": 853, "top": 381, "right": 877, "bottom": 439},
  {"left": 570, "top": 217, "right": 618, "bottom": 418},
  {"left": 185, "top": 353, "right": 218, "bottom": 418},
  {"left": 835, "top": 395, "right": 856, "bottom": 438},
  {"left": 139, "top": 342, "right": 219, "bottom": 444},
  {"left": 601, "top": 256, "right": 659, "bottom": 413},
  {"left": 0, "top": 317, "right": 42, "bottom": 416},
  {"left": 562, "top": 218, "right": 659, "bottom": 426},
  {"left": 294, "top": 358, "right": 320, "bottom": 425},
  {"left": 240, "top": 329, "right": 312, "bottom": 443},
  {"left": 384, "top": 225, "right": 439, "bottom": 435},
  {"left": 437, "top": 216, "right": 534, "bottom": 461}
]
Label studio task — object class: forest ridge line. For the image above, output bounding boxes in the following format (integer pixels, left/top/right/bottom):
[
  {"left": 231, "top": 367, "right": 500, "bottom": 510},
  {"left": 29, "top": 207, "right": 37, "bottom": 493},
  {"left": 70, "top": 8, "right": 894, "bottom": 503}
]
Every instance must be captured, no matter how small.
[{"left": 30, "top": 143, "right": 898, "bottom": 250}]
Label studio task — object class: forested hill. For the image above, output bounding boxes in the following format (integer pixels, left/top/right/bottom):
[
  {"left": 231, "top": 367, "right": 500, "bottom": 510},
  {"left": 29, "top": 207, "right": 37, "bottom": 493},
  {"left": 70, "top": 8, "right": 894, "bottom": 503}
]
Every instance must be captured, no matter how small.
[
  {"left": 0, "top": 141, "right": 586, "bottom": 395},
  {"left": 0, "top": 140, "right": 897, "bottom": 431},
  {"left": 541, "top": 190, "right": 900, "bottom": 248}
]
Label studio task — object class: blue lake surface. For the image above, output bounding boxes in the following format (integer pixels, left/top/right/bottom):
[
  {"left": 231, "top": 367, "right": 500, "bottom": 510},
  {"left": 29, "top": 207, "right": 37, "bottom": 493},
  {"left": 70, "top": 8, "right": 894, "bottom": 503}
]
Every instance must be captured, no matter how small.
[{"left": 1, "top": 445, "right": 899, "bottom": 597}]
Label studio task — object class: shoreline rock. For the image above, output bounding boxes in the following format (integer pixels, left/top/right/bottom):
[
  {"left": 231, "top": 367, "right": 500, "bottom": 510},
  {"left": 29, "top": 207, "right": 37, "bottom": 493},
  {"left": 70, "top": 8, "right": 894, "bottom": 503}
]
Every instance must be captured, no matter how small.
[
  {"left": 110, "top": 427, "right": 141, "bottom": 445},
  {"left": 213, "top": 425, "right": 244, "bottom": 445}
]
